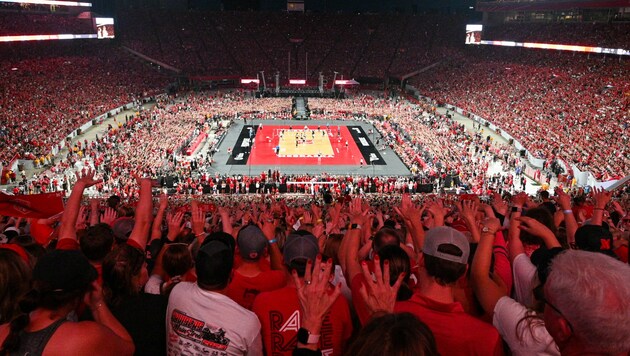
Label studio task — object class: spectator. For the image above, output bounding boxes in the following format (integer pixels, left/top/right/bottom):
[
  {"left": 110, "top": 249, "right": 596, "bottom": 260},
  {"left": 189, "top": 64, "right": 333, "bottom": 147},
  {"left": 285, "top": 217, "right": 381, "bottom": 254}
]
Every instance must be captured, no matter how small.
[
  {"left": 225, "top": 224, "right": 286, "bottom": 310},
  {"left": 0, "top": 250, "right": 134, "bottom": 355},
  {"left": 253, "top": 232, "right": 352, "bottom": 356},
  {"left": 166, "top": 237, "right": 262, "bottom": 355},
  {"left": 394, "top": 226, "right": 505, "bottom": 355}
]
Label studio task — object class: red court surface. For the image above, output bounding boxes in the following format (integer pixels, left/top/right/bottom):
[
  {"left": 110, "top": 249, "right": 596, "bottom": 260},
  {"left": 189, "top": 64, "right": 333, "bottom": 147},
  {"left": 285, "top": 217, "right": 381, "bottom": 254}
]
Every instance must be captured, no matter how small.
[{"left": 247, "top": 125, "right": 365, "bottom": 165}]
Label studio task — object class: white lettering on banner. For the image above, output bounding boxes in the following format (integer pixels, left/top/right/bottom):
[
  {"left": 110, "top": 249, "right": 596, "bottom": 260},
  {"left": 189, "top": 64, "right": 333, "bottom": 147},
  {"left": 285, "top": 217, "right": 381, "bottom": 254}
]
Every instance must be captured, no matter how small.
[
  {"left": 369, "top": 153, "right": 379, "bottom": 162},
  {"left": 234, "top": 153, "right": 244, "bottom": 161},
  {"left": 241, "top": 139, "right": 250, "bottom": 148},
  {"left": 358, "top": 137, "right": 369, "bottom": 146},
  {"left": 279, "top": 310, "right": 300, "bottom": 332},
  {"left": 352, "top": 128, "right": 361, "bottom": 133}
]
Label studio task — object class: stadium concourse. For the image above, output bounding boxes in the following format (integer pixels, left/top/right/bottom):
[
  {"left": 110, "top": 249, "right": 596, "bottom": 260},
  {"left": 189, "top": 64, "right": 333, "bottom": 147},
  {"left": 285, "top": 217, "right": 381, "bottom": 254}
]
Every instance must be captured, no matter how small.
[{"left": 1, "top": 6, "right": 630, "bottom": 356}]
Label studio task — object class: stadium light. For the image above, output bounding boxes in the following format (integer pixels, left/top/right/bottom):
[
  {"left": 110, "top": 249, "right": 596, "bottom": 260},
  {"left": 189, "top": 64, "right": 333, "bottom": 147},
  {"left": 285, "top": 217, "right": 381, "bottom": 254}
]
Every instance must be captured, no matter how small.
[
  {"left": 0, "top": 34, "right": 97, "bottom": 42},
  {"left": 0, "top": 0, "right": 92, "bottom": 6}
]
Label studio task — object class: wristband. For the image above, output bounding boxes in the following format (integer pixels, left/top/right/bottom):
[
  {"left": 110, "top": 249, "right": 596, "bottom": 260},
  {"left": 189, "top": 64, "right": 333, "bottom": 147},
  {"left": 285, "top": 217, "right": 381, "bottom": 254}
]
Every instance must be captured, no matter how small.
[
  {"left": 563, "top": 210, "right": 573, "bottom": 214},
  {"left": 195, "top": 232, "right": 206, "bottom": 237},
  {"left": 268, "top": 239, "right": 278, "bottom": 244}
]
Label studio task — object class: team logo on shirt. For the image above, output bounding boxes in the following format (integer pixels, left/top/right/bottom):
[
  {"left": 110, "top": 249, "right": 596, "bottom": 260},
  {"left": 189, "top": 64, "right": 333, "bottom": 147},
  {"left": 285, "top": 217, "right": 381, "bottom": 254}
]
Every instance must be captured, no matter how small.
[{"left": 171, "top": 309, "right": 231, "bottom": 351}]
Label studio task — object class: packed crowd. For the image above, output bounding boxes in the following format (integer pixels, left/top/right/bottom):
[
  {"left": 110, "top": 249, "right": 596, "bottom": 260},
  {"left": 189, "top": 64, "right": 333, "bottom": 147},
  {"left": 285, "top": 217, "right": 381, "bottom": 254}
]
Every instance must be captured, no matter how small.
[
  {"left": 117, "top": 11, "right": 461, "bottom": 79},
  {"left": 483, "top": 22, "right": 630, "bottom": 49},
  {"left": 412, "top": 48, "right": 630, "bottom": 179},
  {"left": 17, "top": 91, "right": 534, "bottom": 198},
  {"left": 0, "top": 41, "right": 169, "bottom": 164},
  {"left": 1, "top": 169, "right": 629, "bottom": 355},
  {"left": 0, "top": 12, "right": 94, "bottom": 36}
]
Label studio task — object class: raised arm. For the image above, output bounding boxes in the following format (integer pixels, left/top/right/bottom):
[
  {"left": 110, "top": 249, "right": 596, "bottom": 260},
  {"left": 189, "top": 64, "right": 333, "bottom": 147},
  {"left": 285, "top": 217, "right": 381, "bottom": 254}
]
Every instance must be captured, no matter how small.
[
  {"left": 151, "top": 194, "right": 168, "bottom": 242},
  {"left": 590, "top": 187, "right": 612, "bottom": 226},
  {"left": 554, "top": 188, "right": 577, "bottom": 246},
  {"left": 89, "top": 198, "right": 100, "bottom": 227},
  {"left": 394, "top": 193, "right": 426, "bottom": 253},
  {"left": 517, "top": 216, "right": 561, "bottom": 249},
  {"left": 339, "top": 197, "right": 368, "bottom": 282},
  {"left": 258, "top": 211, "right": 285, "bottom": 271},
  {"left": 127, "top": 177, "right": 153, "bottom": 250},
  {"left": 59, "top": 169, "right": 102, "bottom": 243},
  {"left": 471, "top": 217, "right": 507, "bottom": 317}
]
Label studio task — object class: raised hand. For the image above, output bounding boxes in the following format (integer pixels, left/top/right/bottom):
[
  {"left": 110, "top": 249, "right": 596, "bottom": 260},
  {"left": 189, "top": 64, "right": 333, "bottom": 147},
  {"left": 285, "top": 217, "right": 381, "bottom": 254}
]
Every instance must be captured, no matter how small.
[
  {"left": 101, "top": 207, "right": 118, "bottom": 226},
  {"left": 191, "top": 201, "right": 205, "bottom": 237},
  {"left": 457, "top": 198, "right": 479, "bottom": 223},
  {"left": 553, "top": 187, "right": 571, "bottom": 211},
  {"left": 166, "top": 211, "right": 185, "bottom": 241},
  {"left": 359, "top": 254, "right": 405, "bottom": 315},
  {"left": 491, "top": 193, "right": 508, "bottom": 216},
  {"left": 591, "top": 187, "right": 612, "bottom": 209},
  {"left": 75, "top": 168, "right": 102, "bottom": 188},
  {"left": 292, "top": 256, "right": 341, "bottom": 342}
]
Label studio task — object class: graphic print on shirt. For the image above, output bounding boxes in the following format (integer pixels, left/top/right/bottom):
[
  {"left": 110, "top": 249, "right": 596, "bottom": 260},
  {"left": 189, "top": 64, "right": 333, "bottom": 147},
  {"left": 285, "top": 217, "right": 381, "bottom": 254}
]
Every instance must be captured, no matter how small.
[
  {"left": 269, "top": 310, "right": 334, "bottom": 355},
  {"left": 170, "top": 309, "right": 231, "bottom": 353}
]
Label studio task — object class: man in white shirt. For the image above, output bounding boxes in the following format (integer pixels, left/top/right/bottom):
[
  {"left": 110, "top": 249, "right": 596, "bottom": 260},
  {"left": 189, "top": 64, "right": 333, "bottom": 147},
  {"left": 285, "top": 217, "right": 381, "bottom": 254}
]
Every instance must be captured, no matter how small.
[{"left": 166, "top": 237, "right": 262, "bottom": 356}]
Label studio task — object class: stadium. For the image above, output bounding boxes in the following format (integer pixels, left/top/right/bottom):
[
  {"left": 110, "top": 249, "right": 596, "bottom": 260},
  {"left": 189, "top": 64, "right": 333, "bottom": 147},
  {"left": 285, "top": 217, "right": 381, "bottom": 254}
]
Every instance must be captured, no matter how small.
[{"left": 0, "top": 0, "right": 629, "bottom": 355}]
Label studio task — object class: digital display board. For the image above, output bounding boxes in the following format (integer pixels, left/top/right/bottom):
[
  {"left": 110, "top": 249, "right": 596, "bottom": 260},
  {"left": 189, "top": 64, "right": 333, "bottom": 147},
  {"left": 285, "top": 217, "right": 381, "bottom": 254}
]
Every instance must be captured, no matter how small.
[
  {"left": 465, "top": 24, "right": 482, "bottom": 44},
  {"left": 95, "top": 17, "right": 114, "bottom": 39},
  {"left": 0, "top": 0, "right": 91, "bottom": 6}
]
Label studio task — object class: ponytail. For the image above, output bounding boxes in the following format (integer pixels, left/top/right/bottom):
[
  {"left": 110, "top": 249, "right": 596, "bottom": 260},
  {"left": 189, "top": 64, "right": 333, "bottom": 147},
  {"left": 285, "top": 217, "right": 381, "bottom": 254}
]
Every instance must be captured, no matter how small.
[{"left": 0, "top": 289, "right": 40, "bottom": 355}]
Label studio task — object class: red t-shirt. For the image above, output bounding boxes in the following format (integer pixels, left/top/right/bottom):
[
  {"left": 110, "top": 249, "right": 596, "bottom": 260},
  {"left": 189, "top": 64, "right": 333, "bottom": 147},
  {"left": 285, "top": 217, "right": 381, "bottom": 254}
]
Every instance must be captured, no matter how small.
[
  {"left": 395, "top": 292, "right": 504, "bottom": 356},
  {"left": 225, "top": 269, "right": 287, "bottom": 310},
  {"left": 252, "top": 286, "right": 353, "bottom": 356}
]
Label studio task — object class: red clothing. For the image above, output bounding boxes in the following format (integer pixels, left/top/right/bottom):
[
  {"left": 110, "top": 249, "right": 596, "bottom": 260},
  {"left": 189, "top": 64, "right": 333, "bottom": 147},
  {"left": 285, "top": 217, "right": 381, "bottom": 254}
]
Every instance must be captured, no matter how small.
[
  {"left": 225, "top": 269, "right": 286, "bottom": 310},
  {"left": 395, "top": 292, "right": 504, "bottom": 356},
  {"left": 252, "top": 286, "right": 352, "bottom": 356}
]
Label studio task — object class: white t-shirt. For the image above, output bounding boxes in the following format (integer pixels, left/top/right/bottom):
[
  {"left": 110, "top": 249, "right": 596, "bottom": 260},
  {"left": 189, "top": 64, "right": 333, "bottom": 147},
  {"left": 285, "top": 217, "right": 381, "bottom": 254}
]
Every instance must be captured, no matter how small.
[
  {"left": 493, "top": 296, "right": 559, "bottom": 356},
  {"left": 166, "top": 282, "right": 262, "bottom": 356},
  {"left": 512, "top": 253, "right": 538, "bottom": 307},
  {"left": 144, "top": 274, "right": 163, "bottom": 295}
]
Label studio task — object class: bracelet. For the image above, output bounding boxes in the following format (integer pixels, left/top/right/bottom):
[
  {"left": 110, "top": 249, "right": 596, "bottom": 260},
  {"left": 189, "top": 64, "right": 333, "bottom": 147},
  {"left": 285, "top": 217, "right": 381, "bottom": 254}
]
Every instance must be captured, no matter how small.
[
  {"left": 268, "top": 239, "right": 278, "bottom": 244},
  {"left": 316, "top": 219, "right": 323, "bottom": 224},
  {"left": 195, "top": 232, "right": 206, "bottom": 237},
  {"left": 563, "top": 210, "right": 573, "bottom": 214}
]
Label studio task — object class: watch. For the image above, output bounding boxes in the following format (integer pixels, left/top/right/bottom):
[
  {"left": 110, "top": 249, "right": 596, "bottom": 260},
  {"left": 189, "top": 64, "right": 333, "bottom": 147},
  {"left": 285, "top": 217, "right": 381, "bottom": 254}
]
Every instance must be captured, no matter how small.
[
  {"left": 511, "top": 206, "right": 522, "bottom": 213},
  {"left": 349, "top": 223, "right": 362, "bottom": 230},
  {"left": 481, "top": 226, "right": 494, "bottom": 234},
  {"left": 297, "top": 327, "right": 320, "bottom": 345}
]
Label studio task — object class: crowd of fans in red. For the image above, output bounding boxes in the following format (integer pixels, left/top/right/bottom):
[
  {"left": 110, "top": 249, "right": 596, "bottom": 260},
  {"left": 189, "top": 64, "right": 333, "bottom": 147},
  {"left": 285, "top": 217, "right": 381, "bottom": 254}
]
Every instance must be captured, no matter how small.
[
  {"left": 0, "top": 41, "right": 169, "bottom": 165},
  {"left": 0, "top": 12, "right": 94, "bottom": 36},
  {"left": 0, "top": 169, "right": 629, "bottom": 355},
  {"left": 412, "top": 47, "right": 630, "bottom": 179}
]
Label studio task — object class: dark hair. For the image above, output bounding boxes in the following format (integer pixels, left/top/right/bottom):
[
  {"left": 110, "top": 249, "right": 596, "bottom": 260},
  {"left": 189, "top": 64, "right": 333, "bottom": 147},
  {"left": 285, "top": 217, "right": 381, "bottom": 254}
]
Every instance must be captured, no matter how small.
[
  {"left": 423, "top": 244, "right": 467, "bottom": 286},
  {"left": 0, "top": 277, "right": 90, "bottom": 354},
  {"left": 102, "top": 244, "right": 145, "bottom": 307},
  {"left": 107, "top": 195, "right": 121, "bottom": 210},
  {"left": 80, "top": 223, "right": 114, "bottom": 262},
  {"left": 377, "top": 245, "right": 413, "bottom": 301},
  {"left": 345, "top": 313, "right": 439, "bottom": 356},
  {"left": 373, "top": 228, "right": 401, "bottom": 252},
  {"left": 0, "top": 250, "right": 31, "bottom": 324},
  {"left": 9, "top": 235, "right": 45, "bottom": 263},
  {"left": 323, "top": 233, "right": 344, "bottom": 267},
  {"left": 163, "top": 244, "right": 194, "bottom": 278},
  {"left": 539, "top": 191, "right": 550, "bottom": 199},
  {"left": 520, "top": 208, "right": 557, "bottom": 246}
]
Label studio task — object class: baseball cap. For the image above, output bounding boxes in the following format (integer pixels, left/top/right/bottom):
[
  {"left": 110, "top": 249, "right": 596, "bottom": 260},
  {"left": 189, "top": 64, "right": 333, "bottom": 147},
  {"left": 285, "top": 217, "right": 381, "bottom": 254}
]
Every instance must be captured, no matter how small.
[
  {"left": 195, "top": 239, "right": 234, "bottom": 288},
  {"left": 575, "top": 225, "right": 616, "bottom": 257},
  {"left": 33, "top": 250, "right": 97, "bottom": 292},
  {"left": 422, "top": 226, "right": 470, "bottom": 264},
  {"left": 283, "top": 232, "right": 319, "bottom": 265},
  {"left": 112, "top": 217, "right": 135, "bottom": 241},
  {"left": 237, "top": 225, "right": 268, "bottom": 261}
]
